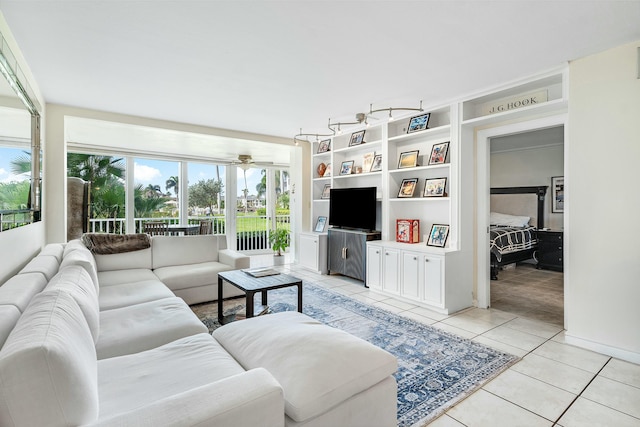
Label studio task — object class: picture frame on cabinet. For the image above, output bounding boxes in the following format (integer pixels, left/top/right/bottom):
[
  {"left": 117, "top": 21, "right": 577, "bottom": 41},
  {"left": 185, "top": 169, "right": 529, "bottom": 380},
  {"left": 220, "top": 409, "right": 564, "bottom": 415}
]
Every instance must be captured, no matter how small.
[
  {"left": 427, "top": 224, "right": 449, "bottom": 247},
  {"left": 407, "top": 113, "right": 430, "bottom": 133},
  {"left": 370, "top": 154, "right": 383, "bottom": 172},
  {"left": 551, "top": 176, "right": 564, "bottom": 213},
  {"left": 349, "top": 130, "right": 365, "bottom": 146},
  {"left": 362, "top": 152, "right": 375, "bottom": 173},
  {"left": 398, "top": 150, "right": 419, "bottom": 169},
  {"left": 321, "top": 184, "right": 331, "bottom": 199},
  {"left": 324, "top": 163, "right": 332, "bottom": 177},
  {"left": 315, "top": 216, "right": 328, "bottom": 232},
  {"left": 428, "top": 141, "right": 449, "bottom": 165},
  {"left": 317, "top": 139, "right": 331, "bottom": 153},
  {"left": 340, "top": 160, "right": 354, "bottom": 175},
  {"left": 398, "top": 178, "right": 418, "bottom": 198},
  {"left": 423, "top": 177, "right": 447, "bottom": 197}
]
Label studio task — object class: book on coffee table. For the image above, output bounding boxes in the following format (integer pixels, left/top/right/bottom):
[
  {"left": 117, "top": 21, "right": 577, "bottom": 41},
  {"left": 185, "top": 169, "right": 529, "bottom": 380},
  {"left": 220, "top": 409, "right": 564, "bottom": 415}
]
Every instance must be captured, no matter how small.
[{"left": 242, "top": 267, "right": 280, "bottom": 277}]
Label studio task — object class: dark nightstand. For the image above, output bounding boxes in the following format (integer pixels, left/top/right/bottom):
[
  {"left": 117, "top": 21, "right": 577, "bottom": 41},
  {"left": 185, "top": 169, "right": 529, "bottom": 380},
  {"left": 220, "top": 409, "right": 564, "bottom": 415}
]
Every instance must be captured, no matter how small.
[{"left": 537, "top": 230, "right": 563, "bottom": 272}]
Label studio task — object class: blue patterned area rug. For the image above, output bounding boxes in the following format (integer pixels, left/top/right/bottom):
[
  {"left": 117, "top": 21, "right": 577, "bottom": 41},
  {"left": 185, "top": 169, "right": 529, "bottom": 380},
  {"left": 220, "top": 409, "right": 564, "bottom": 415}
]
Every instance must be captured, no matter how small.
[{"left": 194, "top": 282, "right": 518, "bottom": 427}]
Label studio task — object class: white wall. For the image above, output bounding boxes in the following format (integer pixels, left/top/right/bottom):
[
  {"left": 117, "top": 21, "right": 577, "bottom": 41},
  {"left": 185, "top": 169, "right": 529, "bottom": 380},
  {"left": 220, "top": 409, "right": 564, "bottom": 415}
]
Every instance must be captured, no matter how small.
[
  {"left": 490, "top": 144, "right": 564, "bottom": 230},
  {"left": 0, "top": 12, "right": 45, "bottom": 283},
  {"left": 566, "top": 40, "right": 640, "bottom": 362}
]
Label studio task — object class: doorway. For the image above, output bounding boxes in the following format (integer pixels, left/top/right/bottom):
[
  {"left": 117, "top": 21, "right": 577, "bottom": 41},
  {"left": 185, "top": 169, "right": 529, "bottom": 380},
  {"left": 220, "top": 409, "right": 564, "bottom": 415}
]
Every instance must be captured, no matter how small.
[{"left": 475, "top": 115, "right": 567, "bottom": 327}]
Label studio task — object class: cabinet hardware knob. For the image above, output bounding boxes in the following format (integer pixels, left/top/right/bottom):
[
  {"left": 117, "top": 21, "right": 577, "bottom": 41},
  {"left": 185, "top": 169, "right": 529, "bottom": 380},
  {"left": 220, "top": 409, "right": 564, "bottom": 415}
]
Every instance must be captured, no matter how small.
[
  {"left": 425, "top": 259, "right": 429, "bottom": 262},
  {"left": 413, "top": 257, "right": 417, "bottom": 260}
]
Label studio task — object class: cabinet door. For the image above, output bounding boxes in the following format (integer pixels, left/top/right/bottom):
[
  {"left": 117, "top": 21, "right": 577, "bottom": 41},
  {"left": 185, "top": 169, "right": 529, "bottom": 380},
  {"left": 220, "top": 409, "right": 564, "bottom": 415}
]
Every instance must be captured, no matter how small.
[
  {"left": 401, "top": 251, "right": 421, "bottom": 300},
  {"left": 327, "top": 230, "right": 344, "bottom": 274},
  {"left": 367, "top": 245, "right": 383, "bottom": 289},
  {"left": 344, "top": 232, "right": 365, "bottom": 281},
  {"left": 423, "top": 255, "right": 443, "bottom": 305},
  {"left": 299, "top": 234, "right": 319, "bottom": 270},
  {"left": 383, "top": 248, "right": 400, "bottom": 294}
]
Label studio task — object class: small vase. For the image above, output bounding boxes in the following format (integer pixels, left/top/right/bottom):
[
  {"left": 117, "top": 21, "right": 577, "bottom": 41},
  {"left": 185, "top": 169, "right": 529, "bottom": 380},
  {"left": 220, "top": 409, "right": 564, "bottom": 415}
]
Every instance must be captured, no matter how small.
[{"left": 273, "top": 255, "right": 285, "bottom": 266}]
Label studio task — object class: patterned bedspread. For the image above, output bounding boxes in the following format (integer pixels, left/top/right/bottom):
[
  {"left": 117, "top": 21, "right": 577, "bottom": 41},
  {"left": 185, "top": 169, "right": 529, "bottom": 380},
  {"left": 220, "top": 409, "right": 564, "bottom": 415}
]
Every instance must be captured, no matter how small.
[{"left": 490, "top": 226, "right": 537, "bottom": 262}]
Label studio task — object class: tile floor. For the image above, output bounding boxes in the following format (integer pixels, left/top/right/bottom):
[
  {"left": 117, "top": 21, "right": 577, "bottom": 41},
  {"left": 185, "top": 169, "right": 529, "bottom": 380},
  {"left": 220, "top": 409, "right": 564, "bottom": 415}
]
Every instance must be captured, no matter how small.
[{"left": 252, "top": 255, "right": 640, "bottom": 427}]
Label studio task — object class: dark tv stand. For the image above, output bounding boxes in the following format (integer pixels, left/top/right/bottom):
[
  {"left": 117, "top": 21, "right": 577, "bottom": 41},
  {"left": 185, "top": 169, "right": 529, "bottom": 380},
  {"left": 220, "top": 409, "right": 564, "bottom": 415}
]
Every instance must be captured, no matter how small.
[{"left": 328, "top": 228, "right": 381, "bottom": 285}]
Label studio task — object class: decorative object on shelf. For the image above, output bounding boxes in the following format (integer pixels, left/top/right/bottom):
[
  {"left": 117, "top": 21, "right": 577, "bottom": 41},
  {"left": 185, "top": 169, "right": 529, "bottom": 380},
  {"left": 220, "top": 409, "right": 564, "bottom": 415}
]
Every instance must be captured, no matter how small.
[
  {"left": 317, "top": 162, "right": 327, "bottom": 177},
  {"left": 427, "top": 224, "right": 449, "bottom": 247},
  {"left": 321, "top": 184, "right": 331, "bottom": 199},
  {"left": 362, "top": 152, "right": 375, "bottom": 173},
  {"left": 317, "top": 139, "right": 331, "bottom": 153},
  {"left": 315, "top": 216, "right": 328, "bottom": 232},
  {"left": 407, "top": 113, "right": 431, "bottom": 133},
  {"left": 324, "top": 163, "right": 332, "bottom": 176},
  {"left": 428, "top": 141, "right": 449, "bottom": 165},
  {"left": 398, "top": 150, "right": 420, "bottom": 169},
  {"left": 551, "top": 176, "right": 564, "bottom": 213},
  {"left": 349, "top": 130, "right": 366, "bottom": 146},
  {"left": 398, "top": 178, "right": 418, "bottom": 198},
  {"left": 370, "top": 154, "right": 383, "bottom": 172},
  {"left": 396, "top": 219, "right": 420, "bottom": 243},
  {"left": 423, "top": 177, "right": 447, "bottom": 197},
  {"left": 354, "top": 166, "right": 363, "bottom": 174},
  {"left": 340, "top": 160, "right": 354, "bottom": 175}
]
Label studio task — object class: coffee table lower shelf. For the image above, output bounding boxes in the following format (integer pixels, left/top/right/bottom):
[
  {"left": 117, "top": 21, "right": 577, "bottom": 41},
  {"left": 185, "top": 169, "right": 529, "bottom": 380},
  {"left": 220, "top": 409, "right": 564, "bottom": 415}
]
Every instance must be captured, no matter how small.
[{"left": 217, "top": 270, "right": 303, "bottom": 325}]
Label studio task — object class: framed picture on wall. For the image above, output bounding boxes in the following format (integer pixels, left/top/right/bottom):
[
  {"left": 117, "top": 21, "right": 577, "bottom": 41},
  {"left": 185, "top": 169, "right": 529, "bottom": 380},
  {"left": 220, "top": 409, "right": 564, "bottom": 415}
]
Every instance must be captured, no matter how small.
[{"left": 552, "top": 176, "right": 564, "bottom": 213}]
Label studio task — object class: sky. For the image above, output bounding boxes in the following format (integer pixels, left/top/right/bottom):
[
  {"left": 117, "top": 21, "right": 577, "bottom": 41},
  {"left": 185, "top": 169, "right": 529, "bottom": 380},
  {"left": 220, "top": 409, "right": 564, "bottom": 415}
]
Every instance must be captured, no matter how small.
[{"left": 0, "top": 148, "right": 266, "bottom": 196}]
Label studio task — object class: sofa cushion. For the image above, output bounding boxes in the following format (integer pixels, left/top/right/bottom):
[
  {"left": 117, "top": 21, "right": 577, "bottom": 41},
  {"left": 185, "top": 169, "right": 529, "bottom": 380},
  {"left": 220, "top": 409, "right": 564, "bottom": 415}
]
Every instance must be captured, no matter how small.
[
  {"left": 46, "top": 265, "right": 100, "bottom": 344},
  {"left": 97, "top": 333, "right": 245, "bottom": 416},
  {"left": 0, "top": 272, "right": 48, "bottom": 312},
  {"left": 17, "top": 254, "right": 60, "bottom": 281},
  {"left": 94, "top": 247, "right": 153, "bottom": 272},
  {"left": 97, "top": 268, "right": 158, "bottom": 287},
  {"left": 97, "top": 297, "right": 208, "bottom": 359},
  {"left": 39, "top": 243, "right": 65, "bottom": 262},
  {"left": 63, "top": 238, "right": 88, "bottom": 257},
  {"left": 153, "top": 261, "right": 232, "bottom": 291},
  {"left": 0, "top": 290, "right": 98, "bottom": 427},
  {"left": 0, "top": 305, "right": 20, "bottom": 349},
  {"left": 60, "top": 247, "right": 100, "bottom": 293},
  {"left": 213, "top": 311, "right": 398, "bottom": 422},
  {"left": 152, "top": 235, "right": 224, "bottom": 269},
  {"left": 98, "top": 279, "right": 174, "bottom": 311}
]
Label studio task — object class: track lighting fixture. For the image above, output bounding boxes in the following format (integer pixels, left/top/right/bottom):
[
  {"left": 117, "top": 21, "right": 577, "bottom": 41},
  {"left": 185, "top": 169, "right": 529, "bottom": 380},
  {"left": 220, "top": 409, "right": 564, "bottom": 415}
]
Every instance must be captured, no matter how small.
[{"left": 293, "top": 101, "right": 424, "bottom": 145}]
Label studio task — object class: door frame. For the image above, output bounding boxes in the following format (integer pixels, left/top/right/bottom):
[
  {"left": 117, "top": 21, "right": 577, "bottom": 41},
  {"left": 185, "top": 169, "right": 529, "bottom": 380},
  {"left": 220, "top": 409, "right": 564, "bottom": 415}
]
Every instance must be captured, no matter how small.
[{"left": 475, "top": 114, "right": 567, "bottom": 310}]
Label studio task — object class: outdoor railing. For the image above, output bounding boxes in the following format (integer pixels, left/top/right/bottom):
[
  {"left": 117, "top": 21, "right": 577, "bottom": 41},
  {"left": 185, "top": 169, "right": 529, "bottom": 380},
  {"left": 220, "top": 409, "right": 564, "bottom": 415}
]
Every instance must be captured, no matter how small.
[
  {"left": 0, "top": 209, "right": 34, "bottom": 232},
  {"left": 88, "top": 214, "right": 289, "bottom": 252}
]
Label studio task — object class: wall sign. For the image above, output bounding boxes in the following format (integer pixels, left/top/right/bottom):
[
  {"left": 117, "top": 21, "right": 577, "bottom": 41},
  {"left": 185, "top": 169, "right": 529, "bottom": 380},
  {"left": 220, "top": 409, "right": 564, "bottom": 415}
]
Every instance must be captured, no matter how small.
[{"left": 480, "top": 90, "right": 548, "bottom": 116}]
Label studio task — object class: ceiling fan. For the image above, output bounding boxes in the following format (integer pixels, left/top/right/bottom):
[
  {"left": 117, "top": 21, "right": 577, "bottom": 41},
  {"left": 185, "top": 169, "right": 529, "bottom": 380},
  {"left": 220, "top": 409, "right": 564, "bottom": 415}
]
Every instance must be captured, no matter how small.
[{"left": 230, "top": 154, "right": 275, "bottom": 170}]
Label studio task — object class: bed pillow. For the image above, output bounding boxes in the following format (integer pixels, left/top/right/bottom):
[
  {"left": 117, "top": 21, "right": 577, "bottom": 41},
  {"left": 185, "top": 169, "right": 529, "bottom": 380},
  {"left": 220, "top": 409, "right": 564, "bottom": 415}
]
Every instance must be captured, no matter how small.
[{"left": 490, "top": 211, "right": 531, "bottom": 227}]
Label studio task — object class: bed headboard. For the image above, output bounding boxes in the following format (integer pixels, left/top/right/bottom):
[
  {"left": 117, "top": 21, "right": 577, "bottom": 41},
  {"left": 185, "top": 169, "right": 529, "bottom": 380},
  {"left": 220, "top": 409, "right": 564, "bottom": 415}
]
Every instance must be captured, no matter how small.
[{"left": 490, "top": 186, "right": 548, "bottom": 229}]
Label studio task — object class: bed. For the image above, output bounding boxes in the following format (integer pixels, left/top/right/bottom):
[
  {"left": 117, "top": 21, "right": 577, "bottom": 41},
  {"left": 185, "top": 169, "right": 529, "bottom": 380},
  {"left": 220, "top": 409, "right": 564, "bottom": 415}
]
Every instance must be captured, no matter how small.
[{"left": 490, "top": 186, "right": 547, "bottom": 280}]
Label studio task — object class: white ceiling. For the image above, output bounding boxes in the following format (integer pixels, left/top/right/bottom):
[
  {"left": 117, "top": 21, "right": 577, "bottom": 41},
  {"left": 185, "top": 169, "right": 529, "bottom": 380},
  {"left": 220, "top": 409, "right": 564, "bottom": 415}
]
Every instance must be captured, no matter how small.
[{"left": 1, "top": 0, "right": 639, "bottom": 146}]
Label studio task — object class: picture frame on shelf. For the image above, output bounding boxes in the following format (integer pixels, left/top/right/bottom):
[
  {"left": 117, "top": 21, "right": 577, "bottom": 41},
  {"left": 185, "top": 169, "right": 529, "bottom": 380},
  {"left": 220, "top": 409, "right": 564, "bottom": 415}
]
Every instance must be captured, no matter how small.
[
  {"left": 428, "top": 141, "right": 449, "bottom": 165},
  {"left": 423, "top": 177, "right": 447, "bottom": 197},
  {"left": 314, "top": 216, "right": 328, "bottom": 232},
  {"left": 407, "top": 113, "right": 430, "bottom": 133},
  {"left": 349, "top": 130, "right": 365, "bottom": 146},
  {"left": 398, "top": 150, "right": 419, "bottom": 169},
  {"left": 317, "top": 139, "right": 331, "bottom": 153},
  {"left": 427, "top": 224, "right": 449, "bottom": 247},
  {"left": 340, "top": 160, "right": 354, "bottom": 175},
  {"left": 362, "top": 152, "right": 375, "bottom": 173},
  {"left": 552, "top": 176, "right": 564, "bottom": 213},
  {"left": 324, "top": 163, "right": 332, "bottom": 176},
  {"left": 370, "top": 154, "right": 383, "bottom": 172},
  {"left": 398, "top": 178, "right": 418, "bottom": 198},
  {"left": 321, "top": 184, "right": 331, "bottom": 199}
]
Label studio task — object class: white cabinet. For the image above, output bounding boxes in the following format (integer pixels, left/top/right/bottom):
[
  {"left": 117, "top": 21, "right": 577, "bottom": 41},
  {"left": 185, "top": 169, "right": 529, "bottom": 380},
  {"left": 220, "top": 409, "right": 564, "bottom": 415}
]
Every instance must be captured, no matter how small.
[
  {"left": 367, "top": 241, "right": 469, "bottom": 314},
  {"left": 366, "top": 244, "right": 383, "bottom": 290},
  {"left": 299, "top": 232, "right": 327, "bottom": 274}
]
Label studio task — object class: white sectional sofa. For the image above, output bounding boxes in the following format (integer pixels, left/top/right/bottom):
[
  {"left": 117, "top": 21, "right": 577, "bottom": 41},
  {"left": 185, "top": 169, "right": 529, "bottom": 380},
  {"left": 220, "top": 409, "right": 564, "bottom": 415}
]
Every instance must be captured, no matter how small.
[{"left": 0, "top": 235, "right": 398, "bottom": 427}]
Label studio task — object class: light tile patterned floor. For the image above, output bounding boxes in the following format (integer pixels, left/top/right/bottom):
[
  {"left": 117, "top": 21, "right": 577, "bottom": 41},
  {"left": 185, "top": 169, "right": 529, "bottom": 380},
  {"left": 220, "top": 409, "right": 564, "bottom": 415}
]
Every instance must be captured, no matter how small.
[{"left": 253, "top": 255, "right": 640, "bottom": 427}]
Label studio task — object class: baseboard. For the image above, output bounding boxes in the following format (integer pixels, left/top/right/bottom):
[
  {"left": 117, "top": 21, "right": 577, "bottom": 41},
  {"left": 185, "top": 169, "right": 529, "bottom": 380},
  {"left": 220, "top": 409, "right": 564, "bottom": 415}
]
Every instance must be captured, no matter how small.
[{"left": 565, "top": 333, "right": 640, "bottom": 365}]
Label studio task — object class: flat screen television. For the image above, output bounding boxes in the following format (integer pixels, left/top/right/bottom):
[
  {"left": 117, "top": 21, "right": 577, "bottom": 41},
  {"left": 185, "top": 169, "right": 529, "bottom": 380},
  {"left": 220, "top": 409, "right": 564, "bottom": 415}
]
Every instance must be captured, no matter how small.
[{"left": 329, "top": 187, "right": 377, "bottom": 231}]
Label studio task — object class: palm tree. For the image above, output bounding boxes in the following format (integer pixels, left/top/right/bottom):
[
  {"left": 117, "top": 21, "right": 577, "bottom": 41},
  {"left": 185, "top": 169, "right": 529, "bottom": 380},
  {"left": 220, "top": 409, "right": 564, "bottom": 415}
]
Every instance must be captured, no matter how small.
[
  {"left": 134, "top": 184, "right": 169, "bottom": 217},
  {"left": 144, "top": 184, "right": 162, "bottom": 198},
  {"left": 9, "top": 151, "right": 31, "bottom": 175},
  {"left": 165, "top": 175, "right": 179, "bottom": 197},
  {"left": 242, "top": 169, "right": 249, "bottom": 214},
  {"left": 215, "top": 165, "right": 222, "bottom": 214}
]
